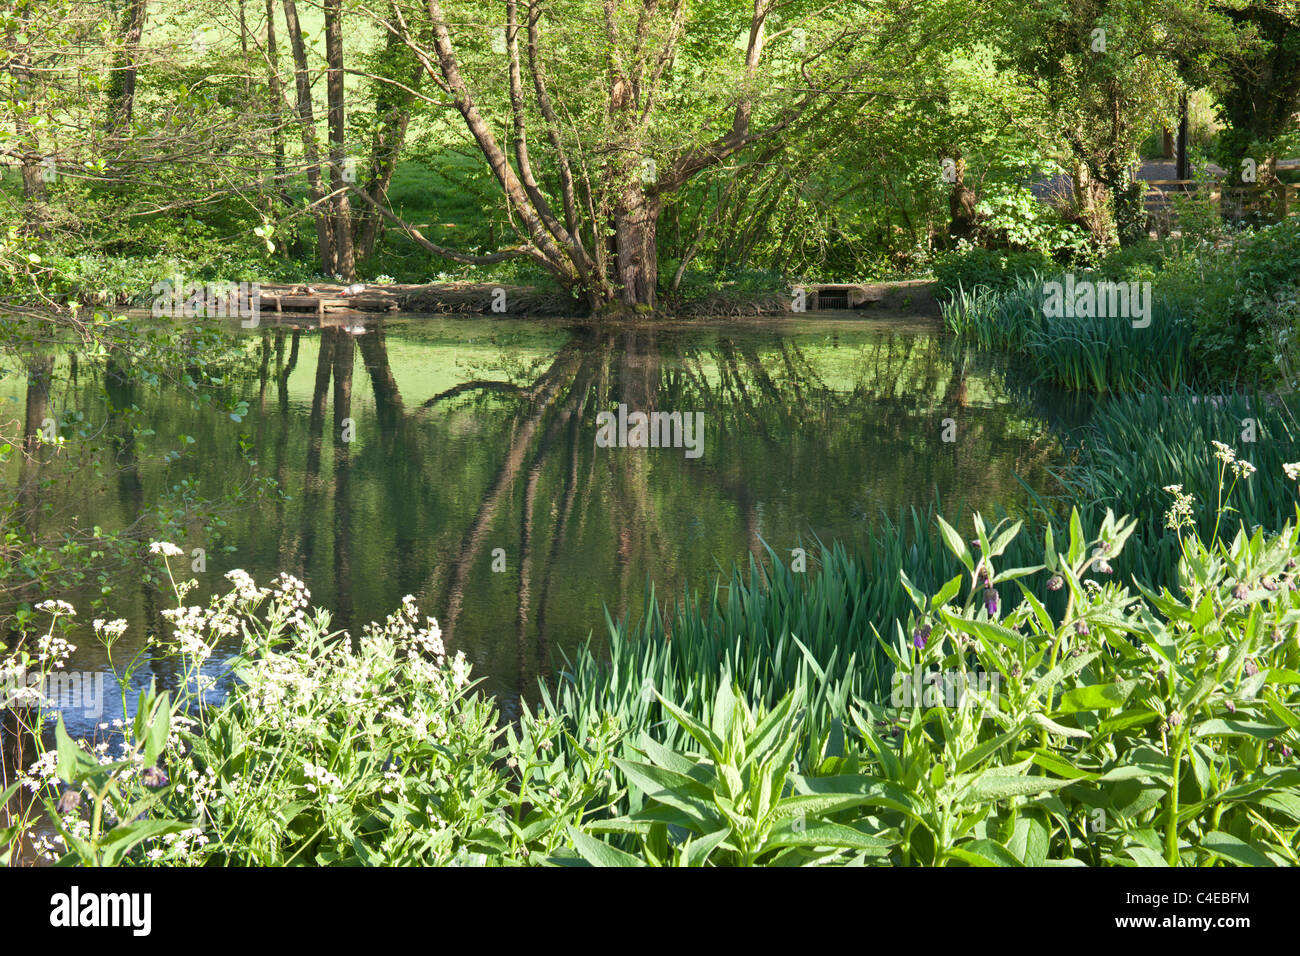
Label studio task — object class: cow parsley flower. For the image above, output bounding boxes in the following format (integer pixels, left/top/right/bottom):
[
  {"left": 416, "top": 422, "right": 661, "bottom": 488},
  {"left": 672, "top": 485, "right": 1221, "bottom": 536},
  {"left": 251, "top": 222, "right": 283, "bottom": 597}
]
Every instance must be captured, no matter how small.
[
  {"left": 1163, "top": 484, "right": 1196, "bottom": 532},
  {"left": 35, "top": 599, "right": 76, "bottom": 616}
]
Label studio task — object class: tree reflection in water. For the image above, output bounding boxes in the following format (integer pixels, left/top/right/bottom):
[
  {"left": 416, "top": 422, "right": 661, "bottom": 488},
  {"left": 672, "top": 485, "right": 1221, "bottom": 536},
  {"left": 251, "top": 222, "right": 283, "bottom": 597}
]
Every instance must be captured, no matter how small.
[
  {"left": 259, "top": 318, "right": 1063, "bottom": 713},
  {"left": 3, "top": 316, "right": 1068, "bottom": 723}
]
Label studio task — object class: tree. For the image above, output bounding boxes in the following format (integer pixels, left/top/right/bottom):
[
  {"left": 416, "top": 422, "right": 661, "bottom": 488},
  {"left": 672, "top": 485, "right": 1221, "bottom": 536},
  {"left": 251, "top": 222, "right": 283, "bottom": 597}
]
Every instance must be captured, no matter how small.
[
  {"left": 377, "top": 0, "right": 963, "bottom": 310},
  {"left": 1211, "top": 1, "right": 1300, "bottom": 192},
  {"left": 988, "top": 0, "right": 1235, "bottom": 247}
]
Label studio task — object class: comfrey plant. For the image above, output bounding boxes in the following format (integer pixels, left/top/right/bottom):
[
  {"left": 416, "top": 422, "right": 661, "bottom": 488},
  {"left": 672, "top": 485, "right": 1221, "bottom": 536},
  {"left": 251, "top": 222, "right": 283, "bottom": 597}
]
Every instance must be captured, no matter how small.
[
  {"left": 859, "top": 465, "right": 1300, "bottom": 866},
  {"left": 557, "top": 682, "right": 892, "bottom": 867},
  {"left": 2, "top": 550, "right": 621, "bottom": 866},
  {"left": 570, "top": 449, "right": 1300, "bottom": 866}
]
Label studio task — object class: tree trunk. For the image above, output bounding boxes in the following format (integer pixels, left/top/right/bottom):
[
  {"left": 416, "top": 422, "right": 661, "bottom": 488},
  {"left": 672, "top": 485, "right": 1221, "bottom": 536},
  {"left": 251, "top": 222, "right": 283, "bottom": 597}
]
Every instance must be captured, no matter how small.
[
  {"left": 1175, "top": 92, "right": 1189, "bottom": 181},
  {"left": 354, "top": 27, "right": 420, "bottom": 260},
  {"left": 323, "top": 0, "right": 355, "bottom": 279},
  {"left": 106, "top": 0, "right": 149, "bottom": 132},
  {"left": 946, "top": 154, "right": 977, "bottom": 244},
  {"left": 264, "top": 0, "right": 291, "bottom": 210},
  {"left": 282, "top": 0, "right": 335, "bottom": 274},
  {"left": 613, "top": 185, "right": 660, "bottom": 309}
]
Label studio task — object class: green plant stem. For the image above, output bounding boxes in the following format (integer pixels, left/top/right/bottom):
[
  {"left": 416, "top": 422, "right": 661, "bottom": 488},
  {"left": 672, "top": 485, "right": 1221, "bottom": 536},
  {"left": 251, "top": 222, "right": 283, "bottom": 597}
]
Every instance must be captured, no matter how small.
[{"left": 1165, "top": 734, "right": 1185, "bottom": 866}]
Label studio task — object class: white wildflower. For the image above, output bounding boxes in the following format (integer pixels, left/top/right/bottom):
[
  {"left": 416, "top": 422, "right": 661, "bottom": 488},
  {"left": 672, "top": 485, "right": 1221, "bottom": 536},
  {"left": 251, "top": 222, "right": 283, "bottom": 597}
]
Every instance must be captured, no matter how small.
[{"left": 35, "top": 599, "right": 76, "bottom": 617}]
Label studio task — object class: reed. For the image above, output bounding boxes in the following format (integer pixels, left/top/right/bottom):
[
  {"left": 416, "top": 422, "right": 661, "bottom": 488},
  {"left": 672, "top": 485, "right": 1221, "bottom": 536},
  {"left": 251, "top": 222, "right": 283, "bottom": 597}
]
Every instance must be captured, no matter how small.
[
  {"left": 943, "top": 273, "right": 1198, "bottom": 393},
  {"left": 544, "top": 390, "right": 1300, "bottom": 752}
]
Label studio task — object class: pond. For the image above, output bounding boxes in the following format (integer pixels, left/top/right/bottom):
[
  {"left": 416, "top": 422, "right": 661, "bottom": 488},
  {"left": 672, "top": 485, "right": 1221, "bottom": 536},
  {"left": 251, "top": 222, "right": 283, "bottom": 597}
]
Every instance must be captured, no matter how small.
[{"left": 4, "top": 313, "right": 1078, "bottom": 735}]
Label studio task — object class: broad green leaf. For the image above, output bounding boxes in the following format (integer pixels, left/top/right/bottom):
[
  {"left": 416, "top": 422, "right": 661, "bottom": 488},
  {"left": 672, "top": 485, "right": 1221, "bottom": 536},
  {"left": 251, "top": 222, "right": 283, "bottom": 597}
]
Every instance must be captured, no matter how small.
[
  {"left": 1006, "top": 815, "right": 1049, "bottom": 867},
  {"left": 1097, "top": 709, "right": 1160, "bottom": 734},
  {"left": 930, "top": 574, "right": 964, "bottom": 610},
  {"left": 1200, "top": 831, "right": 1275, "bottom": 867},
  {"left": 766, "top": 820, "right": 893, "bottom": 854},
  {"left": 1028, "top": 712, "right": 1091, "bottom": 740},
  {"left": 1124, "top": 845, "right": 1169, "bottom": 867},
  {"left": 964, "top": 771, "right": 1075, "bottom": 803},
  {"left": 1192, "top": 718, "right": 1287, "bottom": 740},
  {"left": 681, "top": 828, "right": 731, "bottom": 866},
  {"left": 567, "top": 828, "right": 646, "bottom": 867},
  {"left": 1057, "top": 680, "right": 1137, "bottom": 714},
  {"left": 771, "top": 792, "right": 875, "bottom": 820},
  {"left": 98, "top": 819, "right": 189, "bottom": 867},
  {"left": 614, "top": 758, "right": 720, "bottom": 829},
  {"left": 947, "top": 839, "right": 1023, "bottom": 867},
  {"left": 936, "top": 515, "right": 974, "bottom": 572},
  {"left": 654, "top": 693, "right": 724, "bottom": 765},
  {"left": 145, "top": 691, "right": 171, "bottom": 767},
  {"left": 1067, "top": 508, "right": 1085, "bottom": 566},
  {"left": 1028, "top": 749, "right": 1097, "bottom": 781}
]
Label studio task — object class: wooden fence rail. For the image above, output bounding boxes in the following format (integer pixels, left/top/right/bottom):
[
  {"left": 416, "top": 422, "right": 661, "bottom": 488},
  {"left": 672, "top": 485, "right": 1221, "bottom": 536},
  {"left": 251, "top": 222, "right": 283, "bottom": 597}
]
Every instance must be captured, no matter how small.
[{"left": 1144, "top": 179, "right": 1299, "bottom": 222}]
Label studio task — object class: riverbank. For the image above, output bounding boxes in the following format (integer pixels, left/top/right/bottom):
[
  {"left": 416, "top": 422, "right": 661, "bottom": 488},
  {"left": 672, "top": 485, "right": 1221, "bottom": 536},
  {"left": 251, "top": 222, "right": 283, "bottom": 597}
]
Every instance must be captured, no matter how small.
[{"left": 20, "top": 276, "right": 944, "bottom": 321}]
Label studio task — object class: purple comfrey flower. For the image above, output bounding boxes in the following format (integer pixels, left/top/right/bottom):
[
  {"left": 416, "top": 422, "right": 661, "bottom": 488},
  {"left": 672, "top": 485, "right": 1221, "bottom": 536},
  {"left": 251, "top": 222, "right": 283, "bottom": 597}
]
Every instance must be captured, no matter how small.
[
  {"left": 1047, "top": 574, "right": 1063, "bottom": 591},
  {"left": 984, "top": 588, "right": 1000, "bottom": 616},
  {"left": 56, "top": 790, "right": 81, "bottom": 815},
  {"left": 1244, "top": 658, "right": 1259, "bottom": 678},
  {"left": 912, "top": 624, "right": 931, "bottom": 649},
  {"left": 1074, "top": 620, "right": 1089, "bottom": 636},
  {"left": 142, "top": 766, "right": 168, "bottom": 788},
  {"left": 1233, "top": 582, "right": 1249, "bottom": 601}
]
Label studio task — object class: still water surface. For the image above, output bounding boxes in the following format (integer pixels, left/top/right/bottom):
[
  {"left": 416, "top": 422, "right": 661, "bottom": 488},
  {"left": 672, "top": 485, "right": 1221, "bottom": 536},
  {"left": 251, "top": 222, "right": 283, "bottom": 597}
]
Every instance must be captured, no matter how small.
[{"left": 7, "top": 313, "right": 1075, "bottom": 733}]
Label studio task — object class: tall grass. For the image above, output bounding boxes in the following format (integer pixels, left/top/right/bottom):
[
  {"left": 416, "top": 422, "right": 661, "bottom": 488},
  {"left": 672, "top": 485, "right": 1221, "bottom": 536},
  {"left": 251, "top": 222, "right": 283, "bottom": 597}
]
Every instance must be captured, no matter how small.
[
  {"left": 542, "top": 504, "right": 1048, "bottom": 757},
  {"left": 943, "top": 274, "right": 1196, "bottom": 393},
  {"left": 1055, "top": 390, "right": 1300, "bottom": 544}
]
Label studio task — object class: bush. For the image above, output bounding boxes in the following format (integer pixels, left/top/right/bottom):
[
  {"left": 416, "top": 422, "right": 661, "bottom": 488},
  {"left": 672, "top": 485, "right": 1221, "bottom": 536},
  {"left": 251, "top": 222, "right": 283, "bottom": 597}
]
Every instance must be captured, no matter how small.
[
  {"left": 942, "top": 272, "right": 1196, "bottom": 393},
  {"left": 931, "top": 247, "right": 1056, "bottom": 302},
  {"left": 944, "top": 220, "right": 1300, "bottom": 392},
  {"left": 570, "top": 487, "right": 1300, "bottom": 866},
  {"left": 3, "top": 565, "right": 620, "bottom": 866}
]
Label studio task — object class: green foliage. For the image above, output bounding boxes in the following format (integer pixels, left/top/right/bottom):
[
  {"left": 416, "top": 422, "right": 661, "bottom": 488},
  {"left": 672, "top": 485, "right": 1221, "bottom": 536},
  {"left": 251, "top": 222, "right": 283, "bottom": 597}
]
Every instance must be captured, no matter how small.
[
  {"left": 973, "top": 185, "right": 1092, "bottom": 259},
  {"left": 1147, "top": 217, "right": 1300, "bottom": 386},
  {"left": 932, "top": 248, "right": 1056, "bottom": 300},
  {"left": 10, "top": 462, "right": 1300, "bottom": 866},
  {"left": 557, "top": 683, "right": 891, "bottom": 866},
  {"left": 5, "top": 569, "right": 622, "bottom": 866},
  {"left": 943, "top": 274, "right": 1194, "bottom": 393},
  {"left": 596, "top": 494, "right": 1300, "bottom": 866},
  {"left": 944, "top": 219, "right": 1300, "bottom": 392},
  {"left": 1056, "top": 391, "right": 1300, "bottom": 548},
  {"left": 866, "top": 502, "right": 1300, "bottom": 866}
]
